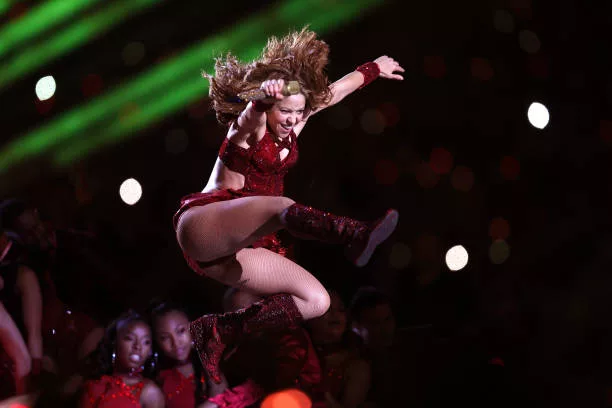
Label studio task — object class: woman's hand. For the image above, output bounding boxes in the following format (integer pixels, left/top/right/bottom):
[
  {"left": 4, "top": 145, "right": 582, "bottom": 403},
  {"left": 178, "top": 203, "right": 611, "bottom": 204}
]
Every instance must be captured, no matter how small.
[
  {"left": 373, "top": 56, "right": 405, "bottom": 80},
  {"left": 260, "top": 78, "right": 286, "bottom": 100}
]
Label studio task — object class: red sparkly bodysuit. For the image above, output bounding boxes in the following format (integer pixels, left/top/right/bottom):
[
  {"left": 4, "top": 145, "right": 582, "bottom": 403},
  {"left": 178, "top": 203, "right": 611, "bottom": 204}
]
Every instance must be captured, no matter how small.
[
  {"left": 158, "top": 368, "right": 205, "bottom": 408},
  {"left": 80, "top": 376, "right": 145, "bottom": 408},
  {"left": 173, "top": 129, "right": 298, "bottom": 274}
]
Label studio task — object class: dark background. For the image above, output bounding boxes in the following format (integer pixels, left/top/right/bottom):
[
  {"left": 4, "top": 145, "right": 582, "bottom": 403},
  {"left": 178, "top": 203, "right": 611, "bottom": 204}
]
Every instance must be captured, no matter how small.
[{"left": 3, "top": 0, "right": 612, "bottom": 405}]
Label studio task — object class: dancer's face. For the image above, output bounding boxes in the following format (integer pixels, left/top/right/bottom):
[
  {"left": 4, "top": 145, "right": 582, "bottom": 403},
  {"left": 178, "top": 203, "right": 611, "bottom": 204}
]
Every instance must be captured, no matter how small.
[
  {"left": 353, "top": 303, "right": 396, "bottom": 350},
  {"left": 115, "top": 321, "right": 153, "bottom": 371},
  {"left": 267, "top": 93, "right": 306, "bottom": 139},
  {"left": 13, "top": 208, "right": 54, "bottom": 252},
  {"left": 154, "top": 310, "right": 192, "bottom": 363},
  {"left": 308, "top": 292, "right": 347, "bottom": 345}
]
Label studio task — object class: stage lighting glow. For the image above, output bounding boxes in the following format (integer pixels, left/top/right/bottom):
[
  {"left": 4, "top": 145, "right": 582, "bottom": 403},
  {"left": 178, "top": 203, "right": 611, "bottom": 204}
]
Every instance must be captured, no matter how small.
[
  {"left": 450, "top": 165, "right": 474, "bottom": 192},
  {"left": 389, "top": 242, "right": 412, "bottom": 269},
  {"left": 35, "top": 75, "right": 56, "bottom": 101},
  {"left": 122, "top": 41, "right": 145, "bottom": 66},
  {"left": 360, "top": 109, "right": 385, "bottom": 135},
  {"left": 519, "top": 29, "right": 541, "bottom": 54},
  {"left": 0, "top": 0, "right": 382, "bottom": 173},
  {"left": 119, "top": 178, "right": 142, "bottom": 205},
  {"left": 489, "top": 239, "right": 510, "bottom": 264},
  {"left": 261, "top": 389, "right": 311, "bottom": 408},
  {"left": 527, "top": 102, "right": 549, "bottom": 129},
  {"left": 445, "top": 245, "right": 468, "bottom": 271},
  {"left": 493, "top": 9, "right": 514, "bottom": 33}
]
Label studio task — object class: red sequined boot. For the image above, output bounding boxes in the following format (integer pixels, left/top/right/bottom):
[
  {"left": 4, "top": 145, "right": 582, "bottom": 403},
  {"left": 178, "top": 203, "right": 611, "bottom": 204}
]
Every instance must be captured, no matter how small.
[
  {"left": 190, "top": 293, "right": 302, "bottom": 383},
  {"left": 281, "top": 204, "right": 399, "bottom": 267}
]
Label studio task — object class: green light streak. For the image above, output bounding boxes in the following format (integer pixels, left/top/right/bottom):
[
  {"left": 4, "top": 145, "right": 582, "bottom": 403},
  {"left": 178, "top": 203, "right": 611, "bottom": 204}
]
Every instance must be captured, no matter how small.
[
  {"left": 0, "top": 0, "right": 382, "bottom": 172},
  {"left": 0, "top": 0, "right": 103, "bottom": 61},
  {"left": 0, "top": 0, "right": 161, "bottom": 90},
  {"left": 0, "top": 0, "right": 13, "bottom": 15}
]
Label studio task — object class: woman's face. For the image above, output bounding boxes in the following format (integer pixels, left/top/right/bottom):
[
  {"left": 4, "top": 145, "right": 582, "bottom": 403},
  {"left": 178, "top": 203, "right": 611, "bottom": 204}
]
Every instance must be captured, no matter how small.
[
  {"left": 115, "top": 321, "right": 152, "bottom": 371},
  {"left": 154, "top": 310, "right": 192, "bottom": 363},
  {"left": 308, "top": 292, "right": 347, "bottom": 344},
  {"left": 266, "top": 93, "right": 306, "bottom": 138}
]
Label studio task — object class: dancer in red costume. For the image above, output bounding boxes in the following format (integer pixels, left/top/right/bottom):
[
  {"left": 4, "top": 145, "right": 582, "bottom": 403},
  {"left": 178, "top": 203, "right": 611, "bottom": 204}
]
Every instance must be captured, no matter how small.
[
  {"left": 174, "top": 28, "right": 404, "bottom": 384},
  {"left": 150, "top": 303, "right": 207, "bottom": 408},
  {"left": 80, "top": 311, "right": 164, "bottom": 408}
]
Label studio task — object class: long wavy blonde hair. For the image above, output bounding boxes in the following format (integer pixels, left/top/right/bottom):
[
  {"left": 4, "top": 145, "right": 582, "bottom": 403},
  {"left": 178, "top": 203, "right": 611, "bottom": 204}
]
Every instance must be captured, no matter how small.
[{"left": 204, "top": 27, "right": 332, "bottom": 126}]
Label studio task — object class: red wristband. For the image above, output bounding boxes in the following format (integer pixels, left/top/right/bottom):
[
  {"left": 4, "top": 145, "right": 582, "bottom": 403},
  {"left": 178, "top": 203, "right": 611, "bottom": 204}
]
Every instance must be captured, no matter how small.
[
  {"left": 252, "top": 100, "right": 273, "bottom": 112},
  {"left": 356, "top": 61, "right": 380, "bottom": 88}
]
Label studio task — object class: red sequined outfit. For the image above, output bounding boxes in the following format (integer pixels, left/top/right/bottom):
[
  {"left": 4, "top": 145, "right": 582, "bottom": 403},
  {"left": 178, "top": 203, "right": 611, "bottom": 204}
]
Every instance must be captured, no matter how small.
[
  {"left": 173, "top": 129, "right": 298, "bottom": 274},
  {"left": 158, "top": 368, "right": 205, "bottom": 408},
  {"left": 356, "top": 62, "right": 380, "bottom": 88},
  {"left": 80, "top": 375, "right": 145, "bottom": 408}
]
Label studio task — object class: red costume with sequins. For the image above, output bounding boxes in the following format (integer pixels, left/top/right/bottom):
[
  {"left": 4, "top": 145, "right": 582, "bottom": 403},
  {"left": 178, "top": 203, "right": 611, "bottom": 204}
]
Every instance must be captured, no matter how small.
[
  {"left": 158, "top": 368, "right": 205, "bottom": 408},
  {"left": 80, "top": 376, "right": 145, "bottom": 408},
  {"left": 223, "top": 327, "right": 323, "bottom": 395},
  {"left": 173, "top": 129, "right": 298, "bottom": 274},
  {"left": 180, "top": 63, "right": 398, "bottom": 385}
]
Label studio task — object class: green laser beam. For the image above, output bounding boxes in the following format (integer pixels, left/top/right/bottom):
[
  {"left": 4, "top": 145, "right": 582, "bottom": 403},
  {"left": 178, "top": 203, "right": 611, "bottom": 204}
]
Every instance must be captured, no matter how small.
[
  {"left": 0, "top": 0, "right": 382, "bottom": 173},
  {"left": 0, "top": 0, "right": 103, "bottom": 61},
  {"left": 53, "top": 0, "right": 383, "bottom": 165},
  {"left": 0, "top": 0, "right": 162, "bottom": 90},
  {"left": 0, "top": 0, "right": 13, "bottom": 15}
]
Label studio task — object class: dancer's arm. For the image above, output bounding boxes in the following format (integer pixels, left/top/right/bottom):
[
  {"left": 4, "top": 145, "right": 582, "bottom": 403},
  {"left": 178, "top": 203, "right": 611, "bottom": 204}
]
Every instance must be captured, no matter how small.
[
  {"left": 311, "top": 55, "right": 405, "bottom": 117},
  {"left": 16, "top": 266, "right": 43, "bottom": 367},
  {"left": 0, "top": 302, "right": 31, "bottom": 394},
  {"left": 229, "top": 79, "right": 285, "bottom": 147},
  {"left": 340, "top": 358, "right": 371, "bottom": 408}
]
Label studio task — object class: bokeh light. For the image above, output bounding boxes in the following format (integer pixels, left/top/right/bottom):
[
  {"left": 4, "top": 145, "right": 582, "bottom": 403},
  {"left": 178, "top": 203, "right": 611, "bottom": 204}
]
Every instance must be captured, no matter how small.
[
  {"left": 35, "top": 75, "right": 56, "bottom": 101},
  {"left": 360, "top": 109, "right": 385, "bottom": 134},
  {"left": 489, "top": 239, "right": 510, "bottom": 264},
  {"left": 519, "top": 30, "right": 541, "bottom": 54},
  {"left": 378, "top": 102, "right": 400, "bottom": 127},
  {"left": 470, "top": 58, "right": 494, "bottom": 81},
  {"left": 122, "top": 41, "right": 146, "bottom": 66},
  {"left": 429, "top": 147, "right": 453, "bottom": 175},
  {"left": 389, "top": 242, "right": 412, "bottom": 269},
  {"left": 415, "top": 162, "right": 439, "bottom": 189},
  {"left": 119, "top": 178, "right": 142, "bottom": 205},
  {"left": 500, "top": 156, "right": 520, "bottom": 180},
  {"left": 445, "top": 245, "right": 469, "bottom": 271},
  {"left": 374, "top": 159, "right": 399, "bottom": 185},
  {"left": 527, "top": 102, "right": 549, "bottom": 129},
  {"left": 489, "top": 217, "right": 510, "bottom": 240},
  {"left": 261, "top": 389, "right": 311, "bottom": 408},
  {"left": 450, "top": 165, "right": 474, "bottom": 192},
  {"left": 493, "top": 9, "right": 514, "bottom": 33}
]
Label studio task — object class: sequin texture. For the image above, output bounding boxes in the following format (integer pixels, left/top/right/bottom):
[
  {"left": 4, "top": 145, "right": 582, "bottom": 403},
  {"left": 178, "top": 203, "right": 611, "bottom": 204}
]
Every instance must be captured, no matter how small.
[
  {"left": 190, "top": 293, "right": 302, "bottom": 384},
  {"left": 356, "top": 61, "right": 381, "bottom": 88}
]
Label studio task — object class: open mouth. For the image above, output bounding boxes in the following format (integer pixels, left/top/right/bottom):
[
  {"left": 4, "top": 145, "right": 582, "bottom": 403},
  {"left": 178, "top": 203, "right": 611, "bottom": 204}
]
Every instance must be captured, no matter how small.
[{"left": 128, "top": 354, "right": 142, "bottom": 363}]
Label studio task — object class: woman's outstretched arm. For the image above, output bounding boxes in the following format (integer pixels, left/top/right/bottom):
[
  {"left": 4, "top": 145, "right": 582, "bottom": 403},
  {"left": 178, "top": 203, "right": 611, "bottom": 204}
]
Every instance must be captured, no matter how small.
[{"left": 311, "top": 55, "right": 405, "bottom": 117}]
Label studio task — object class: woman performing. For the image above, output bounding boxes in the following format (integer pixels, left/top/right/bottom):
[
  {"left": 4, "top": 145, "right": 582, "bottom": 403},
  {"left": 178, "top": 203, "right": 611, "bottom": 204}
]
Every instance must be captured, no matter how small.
[{"left": 174, "top": 27, "right": 404, "bottom": 384}]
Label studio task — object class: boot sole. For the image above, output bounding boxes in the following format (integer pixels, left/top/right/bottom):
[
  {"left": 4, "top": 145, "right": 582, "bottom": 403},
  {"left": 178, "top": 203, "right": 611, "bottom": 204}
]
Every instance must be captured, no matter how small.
[{"left": 354, "top": 209, "right": 399, "bottom": 267}]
